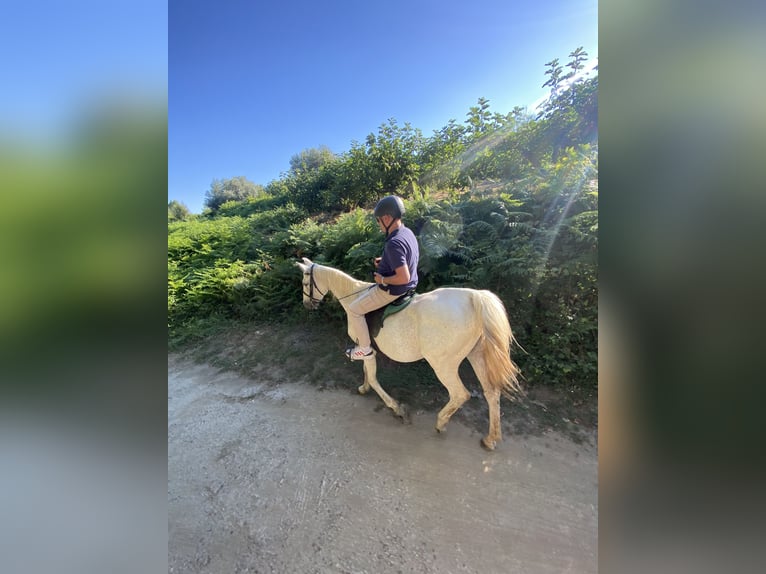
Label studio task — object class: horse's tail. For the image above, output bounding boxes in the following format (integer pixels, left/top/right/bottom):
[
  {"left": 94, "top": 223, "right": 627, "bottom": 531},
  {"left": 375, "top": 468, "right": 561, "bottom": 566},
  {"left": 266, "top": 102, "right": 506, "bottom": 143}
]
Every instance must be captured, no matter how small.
[{"left": 473, "top": 290, "right": 524, "bottom": 400}]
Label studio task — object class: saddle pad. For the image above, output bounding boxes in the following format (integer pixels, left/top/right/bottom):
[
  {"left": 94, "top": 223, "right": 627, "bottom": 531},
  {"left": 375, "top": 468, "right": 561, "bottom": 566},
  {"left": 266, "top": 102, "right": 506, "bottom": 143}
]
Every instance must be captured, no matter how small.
[{"left": 365, "top": 292, "right": 416, "bottom": 340}]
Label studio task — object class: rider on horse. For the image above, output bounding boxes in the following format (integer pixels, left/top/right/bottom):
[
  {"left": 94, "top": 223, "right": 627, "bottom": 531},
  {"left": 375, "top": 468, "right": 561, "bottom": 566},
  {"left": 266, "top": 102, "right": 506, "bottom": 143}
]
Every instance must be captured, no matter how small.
[{"left": 346, "top": 195, "right": 420, "bottom": 360}]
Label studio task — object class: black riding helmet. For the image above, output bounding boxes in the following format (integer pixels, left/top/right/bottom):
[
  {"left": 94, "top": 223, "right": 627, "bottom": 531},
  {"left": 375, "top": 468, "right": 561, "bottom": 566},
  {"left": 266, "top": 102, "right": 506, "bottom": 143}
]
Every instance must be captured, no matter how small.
[{"left": 373, "top": 195, "right": 405, "bottom": 220}]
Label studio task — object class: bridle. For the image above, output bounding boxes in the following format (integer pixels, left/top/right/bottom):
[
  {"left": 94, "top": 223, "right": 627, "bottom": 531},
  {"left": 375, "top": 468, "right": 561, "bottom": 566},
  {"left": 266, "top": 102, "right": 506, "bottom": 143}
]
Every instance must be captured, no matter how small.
[{"left": 302, "top": 264, "right": 325, "bottom": 307}]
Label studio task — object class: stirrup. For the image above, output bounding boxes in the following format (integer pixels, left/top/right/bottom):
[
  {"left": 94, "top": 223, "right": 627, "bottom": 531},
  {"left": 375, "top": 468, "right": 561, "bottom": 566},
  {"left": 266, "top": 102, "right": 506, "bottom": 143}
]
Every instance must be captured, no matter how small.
[{"left": 345, "top": 345, "right": 375, "bottom": 361}]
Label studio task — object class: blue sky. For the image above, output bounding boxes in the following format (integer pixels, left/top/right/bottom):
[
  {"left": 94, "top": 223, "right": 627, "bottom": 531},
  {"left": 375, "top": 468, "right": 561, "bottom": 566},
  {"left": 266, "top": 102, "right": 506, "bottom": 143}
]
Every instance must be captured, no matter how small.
[
  {"left": 170, "top": 0, "right": 597, "bottom": 213},
  {"left": 0, "top": 1, "right": 167, "bottom": 139}
]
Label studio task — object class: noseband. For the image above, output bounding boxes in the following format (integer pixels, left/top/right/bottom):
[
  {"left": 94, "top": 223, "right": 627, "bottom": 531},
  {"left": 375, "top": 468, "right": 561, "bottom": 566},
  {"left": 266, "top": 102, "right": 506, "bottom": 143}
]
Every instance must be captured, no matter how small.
[{"left": 303, "top": 264, "right": 325, "bottom": 306}]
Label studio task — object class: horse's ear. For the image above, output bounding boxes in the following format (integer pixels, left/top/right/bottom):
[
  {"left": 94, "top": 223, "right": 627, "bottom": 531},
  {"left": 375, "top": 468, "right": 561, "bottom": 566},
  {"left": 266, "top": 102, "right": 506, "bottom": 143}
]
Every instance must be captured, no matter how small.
[{"left": 296, "top": 257, "right": 313, "bottom": 273}]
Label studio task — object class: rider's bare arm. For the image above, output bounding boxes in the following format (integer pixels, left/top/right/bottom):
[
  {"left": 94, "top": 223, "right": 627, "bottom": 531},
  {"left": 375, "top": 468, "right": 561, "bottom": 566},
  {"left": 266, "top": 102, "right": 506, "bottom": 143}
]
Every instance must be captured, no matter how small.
[{"left": 375, "top": 264, "right": 410, "bottom": 286}]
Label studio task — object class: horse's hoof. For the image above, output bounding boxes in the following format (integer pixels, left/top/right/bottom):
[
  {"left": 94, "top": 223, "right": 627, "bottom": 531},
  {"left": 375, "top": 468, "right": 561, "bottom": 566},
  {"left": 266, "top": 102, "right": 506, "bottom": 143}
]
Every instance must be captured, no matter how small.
[
  {"left": 357, "top": 385, "right": 370, "bottom": 395},
  {"left": 396, "top": 405, "right": 411, "bottom": 424},
  {"left": 480, "top": 437, "right": 497, "bottom": 451}
]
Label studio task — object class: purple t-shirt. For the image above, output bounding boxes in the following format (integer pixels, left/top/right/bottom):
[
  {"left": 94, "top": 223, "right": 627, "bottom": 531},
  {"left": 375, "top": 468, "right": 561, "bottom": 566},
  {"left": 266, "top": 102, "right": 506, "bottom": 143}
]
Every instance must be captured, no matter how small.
[{"left": 378, "top": 225, "right": 419, "bottom": 295}]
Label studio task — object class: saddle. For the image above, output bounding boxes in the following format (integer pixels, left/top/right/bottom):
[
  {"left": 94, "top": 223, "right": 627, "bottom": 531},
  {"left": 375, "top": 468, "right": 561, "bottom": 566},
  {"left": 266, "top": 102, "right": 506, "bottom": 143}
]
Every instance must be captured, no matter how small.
[{"left": 365, "top": 289, "right": 417, "bottom": 340}]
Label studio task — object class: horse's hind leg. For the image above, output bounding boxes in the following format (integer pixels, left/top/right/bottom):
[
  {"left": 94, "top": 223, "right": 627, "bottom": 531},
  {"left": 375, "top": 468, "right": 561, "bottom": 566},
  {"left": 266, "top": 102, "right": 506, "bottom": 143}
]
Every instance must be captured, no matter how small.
[
  {"left": 361, "top": 358, "right": 407, "bottom": 419},
  {"left": 429, "top": 362, "right": 471, "bottom": 433},
  {"left": 467, "top": 347, "right": 501, "bottom": 450}
]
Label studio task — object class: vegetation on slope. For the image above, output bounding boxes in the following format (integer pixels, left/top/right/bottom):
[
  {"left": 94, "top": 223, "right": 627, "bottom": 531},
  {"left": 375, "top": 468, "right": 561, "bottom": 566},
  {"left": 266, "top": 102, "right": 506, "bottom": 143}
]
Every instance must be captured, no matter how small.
[{"left": 169, "top": 49, "right": 598, "bottom": 407}]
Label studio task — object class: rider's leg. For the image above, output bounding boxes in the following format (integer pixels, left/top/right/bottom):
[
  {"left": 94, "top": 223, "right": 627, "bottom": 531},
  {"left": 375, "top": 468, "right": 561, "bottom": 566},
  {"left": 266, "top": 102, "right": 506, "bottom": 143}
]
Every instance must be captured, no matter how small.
[{"left": 347, "top": 287, "right": 398, "bottom": 353}]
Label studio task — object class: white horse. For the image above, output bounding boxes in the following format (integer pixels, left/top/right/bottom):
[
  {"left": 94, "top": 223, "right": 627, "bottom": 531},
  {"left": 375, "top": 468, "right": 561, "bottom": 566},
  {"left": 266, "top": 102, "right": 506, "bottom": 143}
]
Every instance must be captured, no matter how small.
[{"left": 296, "top": 257, "right": 523, "bottom": 450}]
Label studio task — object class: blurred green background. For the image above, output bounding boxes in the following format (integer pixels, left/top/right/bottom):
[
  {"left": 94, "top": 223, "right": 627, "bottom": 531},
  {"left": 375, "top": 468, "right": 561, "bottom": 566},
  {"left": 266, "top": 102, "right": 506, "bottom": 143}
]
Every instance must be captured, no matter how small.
[
  {"left": 0, "top": 5, "right": 167, "bottom": 571},
  {"left": 0, "top": 102, "right": 167, "bottom": 431},
  {"left": 600, "top": 1, "right": 766, "bottom": 573},
  {"left": 0, "top": 1, "right": 167, "bottom": 434}
]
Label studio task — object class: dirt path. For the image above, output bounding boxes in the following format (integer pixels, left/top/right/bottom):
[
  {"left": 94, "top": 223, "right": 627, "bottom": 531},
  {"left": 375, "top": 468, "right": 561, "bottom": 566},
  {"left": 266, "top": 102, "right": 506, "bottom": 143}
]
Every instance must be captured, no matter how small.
[{"left": 168, "top": 355, "right": 597, "bottom": 573}]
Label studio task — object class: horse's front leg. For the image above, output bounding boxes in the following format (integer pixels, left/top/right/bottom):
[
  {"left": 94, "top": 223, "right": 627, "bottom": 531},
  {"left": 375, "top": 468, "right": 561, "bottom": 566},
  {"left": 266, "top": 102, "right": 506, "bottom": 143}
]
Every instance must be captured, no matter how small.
[
  {"left": 358, "top": 360, "right": 371, "bottom": 395},
  {"left": 361, "top": 358, "right": 408, "bottom": 420}
]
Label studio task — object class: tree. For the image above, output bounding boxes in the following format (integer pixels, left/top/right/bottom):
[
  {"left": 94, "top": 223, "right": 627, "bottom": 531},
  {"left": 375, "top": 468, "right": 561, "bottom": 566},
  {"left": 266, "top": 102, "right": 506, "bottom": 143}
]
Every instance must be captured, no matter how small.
[
  {"left": 542, "top": 58, "right": 564, "bottom": 96},
  {"left": 168, "top": 199, "right": 190, "bottom": 221},
  {"left": 204, "top": 176, "right": 265, "bottom": 211},
  {"left": 565, "top": 47, "right": 588, "bottom": 80},
  {"left": 465, "top": 97, "right": 493, "bottom": 138},
  {"left": 419, "top": 119, "right": 469, "bottom": 189},
  {"left": 535, "top": 48, "right": 598, "bottom": 158},
  {"left": 363, "top": 118, "right": 424, "bottom": 198},
  {"left": 289, "top": 146, "right": 336, "bottom": 174},
  {"left": 511, "top": 106, "right": 528, "bottom": 121}
]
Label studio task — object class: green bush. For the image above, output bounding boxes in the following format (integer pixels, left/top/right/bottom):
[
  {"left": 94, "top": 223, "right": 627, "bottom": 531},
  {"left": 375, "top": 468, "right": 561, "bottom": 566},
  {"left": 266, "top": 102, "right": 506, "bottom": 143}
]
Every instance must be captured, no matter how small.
[
  {"left": 216, "top": 194, "right": 289, "bottom": 218},
  {"left": 169, "top": 185, "right": 597, "bottom": 395}
]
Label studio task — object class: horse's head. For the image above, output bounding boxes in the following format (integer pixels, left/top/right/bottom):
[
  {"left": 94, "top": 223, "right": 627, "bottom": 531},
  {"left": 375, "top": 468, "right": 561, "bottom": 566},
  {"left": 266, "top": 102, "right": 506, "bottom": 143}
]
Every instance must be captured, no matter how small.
[{"left": 295, "top": 257, "right": 326, "bottom": 310}]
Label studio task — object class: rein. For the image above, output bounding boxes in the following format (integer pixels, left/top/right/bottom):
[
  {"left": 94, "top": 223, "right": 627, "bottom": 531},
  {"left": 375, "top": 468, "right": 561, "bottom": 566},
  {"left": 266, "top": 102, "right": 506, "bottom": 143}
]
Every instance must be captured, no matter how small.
[{"left": 337, "top": 286, "right": 375, "bottom": 301}]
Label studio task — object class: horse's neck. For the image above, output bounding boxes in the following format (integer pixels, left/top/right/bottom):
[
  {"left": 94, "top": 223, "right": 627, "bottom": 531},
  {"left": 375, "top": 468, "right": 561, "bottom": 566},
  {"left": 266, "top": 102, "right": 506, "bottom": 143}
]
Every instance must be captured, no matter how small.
[{"left": 322, "top": 267, "right": 370, "bottom": 301}]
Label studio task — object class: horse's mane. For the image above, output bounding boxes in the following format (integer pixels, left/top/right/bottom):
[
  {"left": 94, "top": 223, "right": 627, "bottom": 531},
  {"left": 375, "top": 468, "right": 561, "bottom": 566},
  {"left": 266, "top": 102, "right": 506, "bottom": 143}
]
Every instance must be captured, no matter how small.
[{"left": 316, "top": 264, "right": 371, "bottom": 299}]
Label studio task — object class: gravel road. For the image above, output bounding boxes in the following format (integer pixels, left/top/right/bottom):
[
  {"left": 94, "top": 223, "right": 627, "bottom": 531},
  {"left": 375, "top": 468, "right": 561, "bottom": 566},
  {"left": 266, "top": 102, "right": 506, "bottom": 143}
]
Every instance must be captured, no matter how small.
[{"left": 168, "top": 355, "right": 597, "bottom": 573}]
